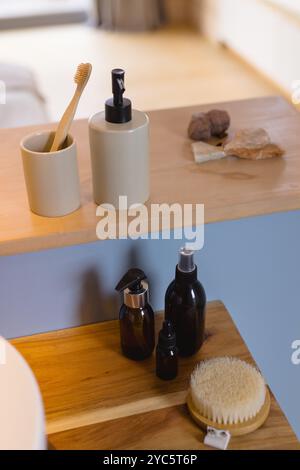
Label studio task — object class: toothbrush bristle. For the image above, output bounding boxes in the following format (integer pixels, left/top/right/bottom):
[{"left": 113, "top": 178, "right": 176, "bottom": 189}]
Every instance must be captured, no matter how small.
[{"left": 74, "top": 63, "right": 92, "bottom": 85}]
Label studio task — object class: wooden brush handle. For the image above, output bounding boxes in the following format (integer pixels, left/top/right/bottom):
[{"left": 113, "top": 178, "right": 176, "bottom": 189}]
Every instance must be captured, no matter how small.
[
  {"left": 187, "top": 389, "right": 271, "bottom": 437},
  {"left": 50, "top": 87, "right": 82, "bottom": 152}
]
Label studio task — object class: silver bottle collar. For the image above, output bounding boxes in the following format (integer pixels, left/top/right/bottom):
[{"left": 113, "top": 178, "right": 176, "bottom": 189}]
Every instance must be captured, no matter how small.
[{"left": 123, "top": 280, "right": 149, "bottom": 308}]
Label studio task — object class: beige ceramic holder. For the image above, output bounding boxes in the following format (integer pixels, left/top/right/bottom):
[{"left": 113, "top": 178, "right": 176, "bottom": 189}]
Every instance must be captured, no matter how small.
[
  {"left": 187, "top": 388, "right": 271, "bottom": 437},
  {"left": 21, "top": 130, "right": 80, "bottom": 217}
]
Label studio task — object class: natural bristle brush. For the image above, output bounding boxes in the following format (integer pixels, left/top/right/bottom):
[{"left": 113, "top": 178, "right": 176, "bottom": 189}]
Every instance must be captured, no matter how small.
[
  {"left": 50, "top": 63, "right": 92, "bottom": 152},
  {"left": 187, "top": 357, "right": 270, "bottom": 442}
]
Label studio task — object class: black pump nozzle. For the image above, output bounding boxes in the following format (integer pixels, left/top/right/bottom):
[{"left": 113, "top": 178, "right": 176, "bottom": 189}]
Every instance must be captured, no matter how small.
[
  {"left": 178, "top": 247, "right": 195, "bottom": 273},
  {"left": 105, "top": 68, "right": 132, "bottom": 124},
  {"left": 115, "top": 268, "right": 146, "bottom": 294},
  {"left": 112, "top": 69, "right": 125, "bottom": 106}
]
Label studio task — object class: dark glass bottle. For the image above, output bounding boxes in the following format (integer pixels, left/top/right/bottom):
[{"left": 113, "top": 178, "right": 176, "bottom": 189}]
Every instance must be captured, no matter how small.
[
  {"left": 165, "top": 248, "right": 206, "bottom": 357},
  {"left": 116, "top": 268, "right": 155, "bottom": 361},
  {"left": 156, "top": 320, "right": 178, "bottom": 380}
]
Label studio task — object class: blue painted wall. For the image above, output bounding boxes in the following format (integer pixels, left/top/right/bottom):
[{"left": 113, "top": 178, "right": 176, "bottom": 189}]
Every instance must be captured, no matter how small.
[{"left": 0, "top": 210, "right": 299, "bottom": 439}]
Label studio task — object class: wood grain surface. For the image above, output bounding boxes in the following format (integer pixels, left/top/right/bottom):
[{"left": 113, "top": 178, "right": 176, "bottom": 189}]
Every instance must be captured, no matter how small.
[
  {"left": 1, "top": 96, "right": 300, "bottom": 256},
  {"left": 11, "top": 301, "right": 300, "bottom": 450}
]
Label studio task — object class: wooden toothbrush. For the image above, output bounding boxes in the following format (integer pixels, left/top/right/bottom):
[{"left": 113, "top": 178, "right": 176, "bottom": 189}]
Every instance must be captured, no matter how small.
[{"left": 50, "top": 63, "right": 92, "bottom": 152}]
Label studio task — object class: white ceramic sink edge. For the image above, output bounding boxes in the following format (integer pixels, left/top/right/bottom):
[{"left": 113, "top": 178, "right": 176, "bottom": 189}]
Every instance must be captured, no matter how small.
[{"left": 0, "top": 336, "right": 46, "bottom": 450}]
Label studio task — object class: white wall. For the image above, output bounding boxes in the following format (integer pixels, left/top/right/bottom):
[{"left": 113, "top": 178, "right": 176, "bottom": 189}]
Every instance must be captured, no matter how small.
[
  {"left": 269, "top": 0, "right": 300, "bottom": 15},
  {"left": 191, "top": 0, "right": 300, "bottom": 96},
  {"left": 0, "top": 0, "right": 89, "bottom": 28}
]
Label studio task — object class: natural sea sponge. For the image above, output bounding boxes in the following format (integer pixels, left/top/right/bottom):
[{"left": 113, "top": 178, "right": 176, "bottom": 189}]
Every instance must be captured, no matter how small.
[
  {"left": 188, "top": 109, "right": 230, "bottom": 141},
  {"left": 207, "top": 109, "right": 230, "bottom": 137},
  {"left": 188, "top": 113, "right": 211, "bottom": 141}
]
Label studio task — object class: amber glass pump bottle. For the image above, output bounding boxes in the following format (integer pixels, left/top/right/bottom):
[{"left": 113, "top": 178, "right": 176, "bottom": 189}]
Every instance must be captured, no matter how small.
[
  {"left": 115, "top": 268, "right": 155, "bottom": 361},
  {"left": 165, "top": 248, "right": 206, "bottom": 357}
]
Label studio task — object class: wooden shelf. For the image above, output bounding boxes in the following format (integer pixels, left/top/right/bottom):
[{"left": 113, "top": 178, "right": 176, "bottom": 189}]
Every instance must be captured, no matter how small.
[
  {"left": 1, "top": 96, "right": 300, "bottom": 256},
  {"left": 11, "top": 301, "right": 300, "bottom": 450}
]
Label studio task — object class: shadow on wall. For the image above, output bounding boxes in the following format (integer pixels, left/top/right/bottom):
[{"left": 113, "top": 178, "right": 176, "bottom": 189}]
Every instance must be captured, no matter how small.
[
  {"left": 77, "top": 267, "right": 118, "bottom": 323},
  {"left": 77, "top": 242, "right": 149, "bottom": 324}
]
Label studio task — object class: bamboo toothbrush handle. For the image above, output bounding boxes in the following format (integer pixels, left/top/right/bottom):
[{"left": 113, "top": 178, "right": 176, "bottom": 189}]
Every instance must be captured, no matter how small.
[{"left": 50, "top": 87, "right": 82, "bottom": 152}]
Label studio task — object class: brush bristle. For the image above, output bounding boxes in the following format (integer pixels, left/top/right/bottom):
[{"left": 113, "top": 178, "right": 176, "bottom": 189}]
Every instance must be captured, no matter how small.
[
  {"left": 74, "top": 63, "right": 92, "bottom": 85},
  {"left": 190, "top": 357, "right": 266, "bottom": 425}
]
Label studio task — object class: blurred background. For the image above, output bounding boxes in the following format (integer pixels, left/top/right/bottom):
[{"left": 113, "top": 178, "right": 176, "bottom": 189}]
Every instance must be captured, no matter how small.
[{"left": 0, "top": 0, "right": 299, "bottom": 127}]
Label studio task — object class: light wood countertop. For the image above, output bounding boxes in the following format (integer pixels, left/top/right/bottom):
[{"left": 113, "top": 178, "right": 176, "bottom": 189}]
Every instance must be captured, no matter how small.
[
  {"left": 1, "top": 96, "right": 300, "bottom": 256},
  {"left": 11, "top": 301, "right": 300, "bottom": 450}
]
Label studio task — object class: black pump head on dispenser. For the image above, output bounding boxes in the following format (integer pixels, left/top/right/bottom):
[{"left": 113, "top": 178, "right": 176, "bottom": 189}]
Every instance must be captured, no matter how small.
[
  {"left": 116, "top": 268, "right": 149, "bottom": 309},
  {"left": 178, "top": 247, "right": 195, "bottom": 273},
  {"left": 175, "top": 247, "right": 197, "bottom": 283},
  {"left": 115, "top": 268, "right": 147, "bottom": 294},
  {"left": 105, "top": 68, "right": 132, "bottom": 124}
]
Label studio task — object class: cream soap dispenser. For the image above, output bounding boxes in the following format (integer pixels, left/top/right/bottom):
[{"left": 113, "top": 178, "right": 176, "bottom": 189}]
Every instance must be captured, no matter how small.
[{"left": 89, "top": 68, "right": 149, "bottom": 208}]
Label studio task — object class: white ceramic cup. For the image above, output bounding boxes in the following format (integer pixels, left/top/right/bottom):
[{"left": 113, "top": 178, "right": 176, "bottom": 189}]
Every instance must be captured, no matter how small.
[{"left": 21, "top": 131, "right": 81, "bottom": 217}]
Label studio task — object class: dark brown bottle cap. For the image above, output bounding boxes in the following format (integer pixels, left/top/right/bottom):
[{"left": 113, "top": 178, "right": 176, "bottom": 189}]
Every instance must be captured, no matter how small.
[{"left": 158, "top": 321, "right": 176, "bottom": 349}]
